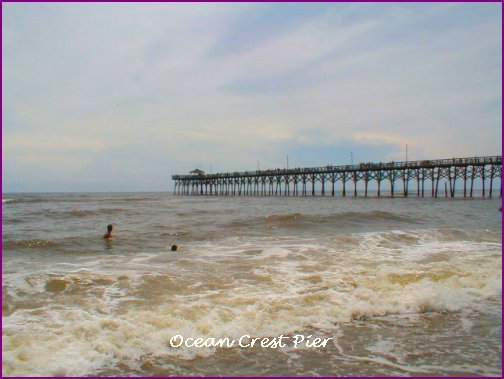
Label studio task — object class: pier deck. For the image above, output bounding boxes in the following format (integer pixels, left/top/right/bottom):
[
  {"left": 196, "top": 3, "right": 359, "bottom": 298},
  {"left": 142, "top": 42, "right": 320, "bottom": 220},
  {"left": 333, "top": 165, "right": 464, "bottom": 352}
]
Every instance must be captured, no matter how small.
[{"left": 172, "top": 155, "right": 502, "bottom": 198}]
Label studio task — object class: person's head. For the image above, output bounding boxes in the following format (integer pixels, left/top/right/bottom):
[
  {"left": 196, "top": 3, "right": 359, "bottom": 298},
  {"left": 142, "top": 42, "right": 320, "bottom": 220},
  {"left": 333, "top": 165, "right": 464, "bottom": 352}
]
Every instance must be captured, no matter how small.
[
  {"left": 171, "top": 244, "right": 178, "bottom": 251},
  {"left": 107, "top": 224, "right": 113, "bottom": 233}
]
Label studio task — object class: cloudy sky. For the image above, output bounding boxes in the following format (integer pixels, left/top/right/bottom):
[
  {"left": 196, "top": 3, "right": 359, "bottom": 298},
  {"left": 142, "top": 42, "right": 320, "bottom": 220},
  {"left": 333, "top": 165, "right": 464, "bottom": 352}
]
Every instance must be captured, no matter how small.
[{"left": 2, "top": 2, "right": 502, "bottom": 192}]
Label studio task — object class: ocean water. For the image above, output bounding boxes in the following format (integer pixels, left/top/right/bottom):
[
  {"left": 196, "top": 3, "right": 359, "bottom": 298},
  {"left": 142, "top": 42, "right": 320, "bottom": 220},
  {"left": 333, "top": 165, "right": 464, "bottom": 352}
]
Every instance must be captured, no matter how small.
[{"left": 2, "top": 192, "right": 502, "bottom": 376}]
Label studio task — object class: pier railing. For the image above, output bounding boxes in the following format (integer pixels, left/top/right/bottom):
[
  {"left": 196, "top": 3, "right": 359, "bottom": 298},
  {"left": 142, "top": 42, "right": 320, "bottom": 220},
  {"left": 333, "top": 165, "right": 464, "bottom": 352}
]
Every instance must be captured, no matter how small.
[{"left": 172, "top": 155, "right": 502, "bottom": 198}]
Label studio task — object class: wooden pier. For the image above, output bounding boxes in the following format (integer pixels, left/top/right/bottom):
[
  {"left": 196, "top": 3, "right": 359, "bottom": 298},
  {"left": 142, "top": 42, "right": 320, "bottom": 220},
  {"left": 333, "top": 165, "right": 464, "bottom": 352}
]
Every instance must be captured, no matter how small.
[{"left": 172, "top": 155, "right": 502, "bottom": 198}]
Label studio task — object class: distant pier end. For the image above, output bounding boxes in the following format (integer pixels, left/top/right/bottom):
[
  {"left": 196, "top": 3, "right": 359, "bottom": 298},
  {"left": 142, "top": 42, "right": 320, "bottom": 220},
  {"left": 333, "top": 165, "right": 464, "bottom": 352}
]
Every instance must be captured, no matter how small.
[{"left": 172, "top": 155, "right": 502, "bottom": 198}]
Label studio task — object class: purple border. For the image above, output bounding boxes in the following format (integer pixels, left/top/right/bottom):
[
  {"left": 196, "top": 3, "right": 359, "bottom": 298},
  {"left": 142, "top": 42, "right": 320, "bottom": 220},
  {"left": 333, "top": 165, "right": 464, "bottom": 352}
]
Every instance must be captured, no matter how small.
[
  {"left": 1, "top": 0, "right": 503, "bottom": 2},
  {"left": 1, "top": 1, "right": 502, "bottom": 378}
]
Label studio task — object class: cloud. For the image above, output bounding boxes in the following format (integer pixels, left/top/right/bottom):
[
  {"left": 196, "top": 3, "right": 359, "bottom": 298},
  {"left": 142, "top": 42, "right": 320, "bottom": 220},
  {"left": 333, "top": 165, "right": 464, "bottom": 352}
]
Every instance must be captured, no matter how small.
[{"left": 2, "top": 3, "right": 501, "bottom": 192}]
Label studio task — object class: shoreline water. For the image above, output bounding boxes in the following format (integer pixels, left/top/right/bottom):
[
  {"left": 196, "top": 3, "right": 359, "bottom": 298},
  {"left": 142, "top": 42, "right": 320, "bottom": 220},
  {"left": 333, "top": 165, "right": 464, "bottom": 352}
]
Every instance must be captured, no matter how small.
[{"left": 2, "top": 193, "right": 502, "bottom": 376}]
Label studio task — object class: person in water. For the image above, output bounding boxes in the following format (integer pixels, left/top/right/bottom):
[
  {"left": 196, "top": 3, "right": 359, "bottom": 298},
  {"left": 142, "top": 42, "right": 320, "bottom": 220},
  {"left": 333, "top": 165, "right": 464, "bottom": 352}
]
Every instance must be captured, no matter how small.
[{"left": 103, "top": 224, "right": 113, "bottom": 239}]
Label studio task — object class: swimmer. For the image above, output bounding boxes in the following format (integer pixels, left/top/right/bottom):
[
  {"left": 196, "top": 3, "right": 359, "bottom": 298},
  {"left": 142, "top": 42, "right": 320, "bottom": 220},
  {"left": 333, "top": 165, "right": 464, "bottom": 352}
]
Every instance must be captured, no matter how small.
[
  {"left": 171, "top": 244, "right": 178, "bottom": 251},
  {"left": 103, "top": 224, "right": 113, "bottom": 239}
]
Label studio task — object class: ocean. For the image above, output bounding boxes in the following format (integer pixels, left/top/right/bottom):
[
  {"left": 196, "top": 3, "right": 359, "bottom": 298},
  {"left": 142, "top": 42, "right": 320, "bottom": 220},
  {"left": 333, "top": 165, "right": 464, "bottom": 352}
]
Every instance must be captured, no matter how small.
[{"left": 2, "top": 192, "right": 502, "bottom": 376}]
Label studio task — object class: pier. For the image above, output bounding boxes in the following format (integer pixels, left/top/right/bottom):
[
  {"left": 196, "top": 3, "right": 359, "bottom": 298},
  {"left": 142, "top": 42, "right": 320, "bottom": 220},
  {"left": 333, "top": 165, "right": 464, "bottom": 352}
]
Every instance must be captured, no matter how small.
[{"left": 172, "top": 155, "right": 502, "bottom": 198}]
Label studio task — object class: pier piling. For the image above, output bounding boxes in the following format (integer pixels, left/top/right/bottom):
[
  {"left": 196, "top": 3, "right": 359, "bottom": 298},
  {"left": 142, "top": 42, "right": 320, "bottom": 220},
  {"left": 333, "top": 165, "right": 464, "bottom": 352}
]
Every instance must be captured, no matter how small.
[{"left": 173, "top": 156, "right": 501, "bottom": 199}]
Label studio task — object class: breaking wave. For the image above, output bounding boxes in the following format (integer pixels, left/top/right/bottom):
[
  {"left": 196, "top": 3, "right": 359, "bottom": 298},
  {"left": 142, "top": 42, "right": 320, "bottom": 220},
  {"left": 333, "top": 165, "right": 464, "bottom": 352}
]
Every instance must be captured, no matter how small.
[
  {"left": 3, "top": 229, "right": 501, "bottom": 376},
  {"left": 228, "top": 211, "right": 418, "bottom": 230}
]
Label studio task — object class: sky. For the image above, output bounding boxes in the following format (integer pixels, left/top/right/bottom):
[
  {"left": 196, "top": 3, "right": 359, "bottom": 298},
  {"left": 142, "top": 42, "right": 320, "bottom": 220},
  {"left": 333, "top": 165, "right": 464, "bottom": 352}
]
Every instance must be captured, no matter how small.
[{"left": 2, "top": 2, "right": 502, "bottom": 192}]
